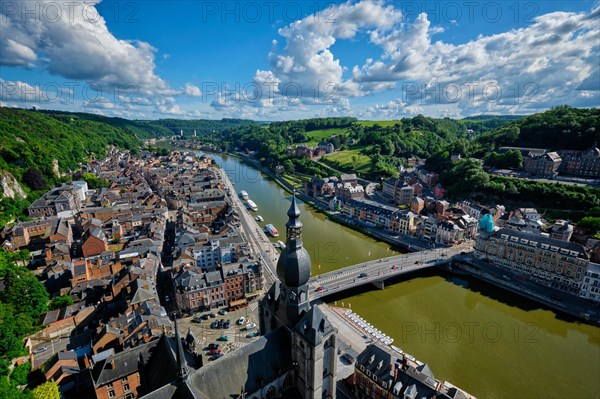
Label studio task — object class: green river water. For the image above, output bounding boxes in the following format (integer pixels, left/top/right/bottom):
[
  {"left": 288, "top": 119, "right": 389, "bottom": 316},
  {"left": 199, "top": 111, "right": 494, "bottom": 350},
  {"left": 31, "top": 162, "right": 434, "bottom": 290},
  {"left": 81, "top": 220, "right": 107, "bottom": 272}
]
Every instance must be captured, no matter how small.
[{"left": 208, "top": 152, "right": 600, "bottom": 399}]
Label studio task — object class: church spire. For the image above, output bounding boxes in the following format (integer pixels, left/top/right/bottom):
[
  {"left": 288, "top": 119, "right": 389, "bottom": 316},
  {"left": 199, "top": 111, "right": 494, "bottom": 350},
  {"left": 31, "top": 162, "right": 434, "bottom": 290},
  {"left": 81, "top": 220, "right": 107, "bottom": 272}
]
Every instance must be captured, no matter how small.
[
  {"left": 173, "top": 314, "right": 189, "bottom": 380},
  {"left": 285, "top": 194, "right": 303, "bottom": 249}
]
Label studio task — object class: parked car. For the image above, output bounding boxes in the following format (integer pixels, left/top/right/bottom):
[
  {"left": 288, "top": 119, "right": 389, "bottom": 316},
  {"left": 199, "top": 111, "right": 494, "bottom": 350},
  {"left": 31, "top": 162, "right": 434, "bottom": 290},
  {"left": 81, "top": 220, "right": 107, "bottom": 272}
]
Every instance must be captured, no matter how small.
[
  {"left": 237, "top": 316, "right": 246, "bottom": 325},
  {"left": 223, "top": 320, "right": 231, "bottom": 329},
  {"left": 218, "top": 309, "right": 228, "bottom": 315},
  {"left": 210, "top": 321, "right": 219, "bottom": 329},
  {"left": 192, "top": 317, "right": 203, "bottom": 323},
  {"left": 245, "top": 323, "right": 256, "bottom": 330},
  {"left": 208, "top": 343, "right": 219, "bottom": 349},
  {"left": 211, "top": 353, "right": 224, "bottom": 360},
  {"left": 33, "top": 346, "right": 48, "bottom": 354},
  {"left": 201, "top": 314, "right": 211, "bottom": 320},
  {"left": 217, "top": 335, "right": 229, "bottom": 341},
  {"left": 246, "top": 331, "right": 259, "bottom": 338},
  {"left": 209, "top": 313, "right": 216, "bottom": 318}
]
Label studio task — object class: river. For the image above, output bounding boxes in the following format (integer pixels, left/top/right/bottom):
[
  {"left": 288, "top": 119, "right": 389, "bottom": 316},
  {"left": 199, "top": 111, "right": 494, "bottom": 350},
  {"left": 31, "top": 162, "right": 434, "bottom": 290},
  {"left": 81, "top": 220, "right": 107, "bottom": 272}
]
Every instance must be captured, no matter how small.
[{"left": 207, "top": 152, "right": 600, "bottom": 399}]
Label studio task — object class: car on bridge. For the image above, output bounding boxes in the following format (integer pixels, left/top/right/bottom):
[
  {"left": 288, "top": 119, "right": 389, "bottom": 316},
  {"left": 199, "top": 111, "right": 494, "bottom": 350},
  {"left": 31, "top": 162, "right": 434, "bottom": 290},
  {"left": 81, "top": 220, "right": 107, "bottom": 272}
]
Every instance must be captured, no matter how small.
[
  {"left": 315, "top": 286, "right": 327, "bottom": 293},
  {"left": 358, "top": 272, "right": 368, "bottom": 278}
]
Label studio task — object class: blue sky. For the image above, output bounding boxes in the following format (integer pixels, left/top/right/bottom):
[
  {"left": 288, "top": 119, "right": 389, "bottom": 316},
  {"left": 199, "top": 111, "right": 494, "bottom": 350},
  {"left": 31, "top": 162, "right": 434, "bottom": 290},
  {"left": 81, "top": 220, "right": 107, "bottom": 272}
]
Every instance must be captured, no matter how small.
[{"left": 1, "top": 0, "right": 598, "bottom": 120}]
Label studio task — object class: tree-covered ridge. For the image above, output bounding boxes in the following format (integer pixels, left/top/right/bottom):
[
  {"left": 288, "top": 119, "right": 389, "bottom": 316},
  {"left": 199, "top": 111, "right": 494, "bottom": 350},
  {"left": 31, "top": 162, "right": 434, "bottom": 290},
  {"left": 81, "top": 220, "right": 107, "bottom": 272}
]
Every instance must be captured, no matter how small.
[
  {"left": 136, "top": 117, "right": 256, "bottom": 136},
  {"left": 207, "top": 114, "right": 502, "bottom": 179},
  {"left": 476, "top": 106, "right": 600, "bottom": 150},
  {"left": 0, "top": 107, "right": 143, "bottom": 182}
]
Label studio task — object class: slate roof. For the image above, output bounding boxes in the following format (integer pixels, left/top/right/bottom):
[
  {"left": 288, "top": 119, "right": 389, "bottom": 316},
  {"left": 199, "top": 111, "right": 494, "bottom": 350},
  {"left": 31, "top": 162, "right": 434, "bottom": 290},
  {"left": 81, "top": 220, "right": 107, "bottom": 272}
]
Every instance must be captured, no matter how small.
[
  {"left": 92, "top": 340, "right": 157, "bottom": 386},
  {"left": 493, "top": 227, "right": 589, "bottom": 259},
  {"left": 188, "top": 327, "right": 292, "bottom": 398},
  {"left": 357, "top": 344, "right": 443, "bottom": 398}
]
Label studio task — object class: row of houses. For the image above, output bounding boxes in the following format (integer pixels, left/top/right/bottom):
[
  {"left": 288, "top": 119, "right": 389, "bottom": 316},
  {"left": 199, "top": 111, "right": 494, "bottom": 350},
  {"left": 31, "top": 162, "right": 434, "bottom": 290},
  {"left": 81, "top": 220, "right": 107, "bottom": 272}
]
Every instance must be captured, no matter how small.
[
  {"left": 144, "top": 150, "right": 264, "bottom": 313},
  {"left": 3, "top": 148, "right": 188, "bottom": 396},
  {"left": 475, "top": 226, "right": 600, "bottom": 302},
  {"left": 519, "top": 145, "right": 600, "bottom": 178}
]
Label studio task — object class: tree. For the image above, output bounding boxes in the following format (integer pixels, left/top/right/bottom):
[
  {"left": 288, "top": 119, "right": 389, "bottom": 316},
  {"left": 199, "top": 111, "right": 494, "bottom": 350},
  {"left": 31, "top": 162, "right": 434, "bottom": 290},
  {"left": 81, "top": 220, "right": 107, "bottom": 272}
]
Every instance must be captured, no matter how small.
[
  {"left": 22, "top": 168, "right": 46, "bottom": 191},
  {"left": 10, "top": 363, "right": 30, "bottom": 386},
  {"left": 0, "top": 302, "right": 33, "bottom": 365},
  {"left": 32, "top": 382, "right": 59, "bottom": 399},
  {"left": 283, "top": 159, "right": 295, "bottom": 174},
  {"left": 504, "top": 149, "right": 523, "bottom": 169},
  {"left": 81, "top": 172, "right": 110, "bottom": 189},
  {"left": 49, "top": 295, "right": 73, "bottom": 310},
  {"left": 0, "top": 267, "right": 49, "bottom": 322},
  {"left": 578, "top": 217, "right": 600, "bottom": 236},
  {"left": 0, "top": 378, "right": 33, "bottom": 399}
]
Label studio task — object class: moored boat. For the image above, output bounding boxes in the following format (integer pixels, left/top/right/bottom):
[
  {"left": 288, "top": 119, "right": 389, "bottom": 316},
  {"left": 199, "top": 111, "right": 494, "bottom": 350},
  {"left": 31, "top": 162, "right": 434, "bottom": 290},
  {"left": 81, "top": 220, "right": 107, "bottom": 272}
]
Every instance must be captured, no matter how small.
[
  {"left": 239, "top": 190, "right": 249, "bottom": 200},
  {"left": 264, "top": 223, "right": 279, "bottom": 237},
  {"left": 247, "top": 199, "right": 258, "bottom": 211}
]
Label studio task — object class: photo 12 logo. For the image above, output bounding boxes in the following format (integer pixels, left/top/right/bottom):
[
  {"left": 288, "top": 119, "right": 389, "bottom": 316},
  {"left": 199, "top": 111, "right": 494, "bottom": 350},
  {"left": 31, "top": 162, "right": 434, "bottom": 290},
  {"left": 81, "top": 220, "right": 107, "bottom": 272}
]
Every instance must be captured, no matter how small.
[
  {"left": 1, "top": 1, "right": 140, "bottom": 24},
  {"left": 0, "top": 81, "right": 139, "bottom": 105},
  {"left": 400, "top": 321, "right": 540, "bottom": 344},
  {"left": 199, "top": 1, "right": 340, "bottom": 24}
]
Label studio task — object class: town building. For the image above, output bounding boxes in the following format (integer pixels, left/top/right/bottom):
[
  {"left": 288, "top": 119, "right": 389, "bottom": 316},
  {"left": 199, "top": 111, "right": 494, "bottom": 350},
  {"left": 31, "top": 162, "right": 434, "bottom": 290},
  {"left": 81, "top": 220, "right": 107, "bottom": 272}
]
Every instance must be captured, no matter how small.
[
  {"left": 549, "top": 220, "right": 574, "bottom": 242},
  {"left": 579, "top": 262, "right": 600, "bottom": 303},
  {"left": 28, "top": 184, "right": 81, "bottom": 218},
  {"left": 353, "top": 344, "right": 473, "bottom": 399},
  {"left": 318, "top": 141, "right": 335, "bottom": 154},
  {"left": 557, "top": 145, "right": 600, "bottom": 177},
  {"left": 475, "top": 227, "right": 589, "bottom": 294},
  {"left": 523, "top": 151, "right": 562, "bottom": 178},
  {"left": 382, "top": 177, "right": 414, "bottom": 205},
  {"left": 343, "top": 199, "right": 416, "bottom": 236}
]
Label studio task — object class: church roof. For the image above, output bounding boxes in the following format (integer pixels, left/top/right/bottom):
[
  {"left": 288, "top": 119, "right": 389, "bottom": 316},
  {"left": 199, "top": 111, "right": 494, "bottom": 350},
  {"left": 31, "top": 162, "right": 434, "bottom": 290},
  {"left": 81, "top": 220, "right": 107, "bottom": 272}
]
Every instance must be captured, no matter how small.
[
  {"left": 277, "top": 195, "right": 311, "bottom": 288},
  {"left": 187, "top": 327, "right": 293, "bottom": 398},
  {"left": 294, "top": 305, "right": 334, "bottom": 346},
  {"left": 276, "top": 248, "right": 311, "bottom": 288}
]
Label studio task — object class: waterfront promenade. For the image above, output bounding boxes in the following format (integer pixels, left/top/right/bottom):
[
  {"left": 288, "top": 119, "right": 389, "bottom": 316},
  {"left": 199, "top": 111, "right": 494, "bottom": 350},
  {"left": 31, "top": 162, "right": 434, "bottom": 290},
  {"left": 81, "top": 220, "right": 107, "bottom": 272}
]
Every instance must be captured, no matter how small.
[{"left": 217, "top": 167, "right": 279, "bottom": 284}]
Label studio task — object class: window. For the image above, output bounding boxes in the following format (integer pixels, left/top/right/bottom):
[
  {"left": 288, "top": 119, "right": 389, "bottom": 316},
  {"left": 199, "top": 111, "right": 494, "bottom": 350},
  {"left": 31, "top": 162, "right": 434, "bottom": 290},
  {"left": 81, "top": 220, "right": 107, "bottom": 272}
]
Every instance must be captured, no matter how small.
[{"left": 108, "top": 389, "right": 115, "bottom": 398}]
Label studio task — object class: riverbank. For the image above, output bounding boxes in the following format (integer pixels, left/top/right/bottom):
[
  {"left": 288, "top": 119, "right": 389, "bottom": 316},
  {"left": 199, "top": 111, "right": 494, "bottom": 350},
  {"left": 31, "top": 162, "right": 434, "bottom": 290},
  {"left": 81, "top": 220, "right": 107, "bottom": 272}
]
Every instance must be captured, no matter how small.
[
  {"left": 215, "top": 164, "right": 279, "bottom": 284},
  {"left": 213, "top": 150, "right": 432, "bottom": 252},
  {"left": 453, "top": 256, "right": 600, "bottom": 326}
]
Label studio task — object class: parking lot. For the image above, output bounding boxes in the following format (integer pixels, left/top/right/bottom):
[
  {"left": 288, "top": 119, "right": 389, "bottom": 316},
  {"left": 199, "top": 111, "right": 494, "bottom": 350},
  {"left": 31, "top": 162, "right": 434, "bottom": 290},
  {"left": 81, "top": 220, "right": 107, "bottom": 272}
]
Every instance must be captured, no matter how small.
[{"left": 177, "top": 302, "right": 261, "bottom": 361}]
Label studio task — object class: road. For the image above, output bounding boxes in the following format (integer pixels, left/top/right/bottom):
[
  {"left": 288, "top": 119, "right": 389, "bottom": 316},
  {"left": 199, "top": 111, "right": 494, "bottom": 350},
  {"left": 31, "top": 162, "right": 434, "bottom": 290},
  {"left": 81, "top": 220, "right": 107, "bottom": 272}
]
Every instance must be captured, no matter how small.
[
  {"left": 310, "top": 243, "right": 473, "bottom": 299},
  {"left": 31, "top": 333, "right": 90, "bottom": 369},
  {"left": 217, "top": 168, "right": 278, "bottom": 285}
]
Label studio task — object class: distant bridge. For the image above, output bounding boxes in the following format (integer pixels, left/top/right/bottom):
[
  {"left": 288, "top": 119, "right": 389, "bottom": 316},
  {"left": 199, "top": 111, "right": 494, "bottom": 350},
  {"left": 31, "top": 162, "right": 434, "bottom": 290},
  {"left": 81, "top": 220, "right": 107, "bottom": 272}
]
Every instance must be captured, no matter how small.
[{"left": 309, "top": 244, "right": 473, "bottom": 300}]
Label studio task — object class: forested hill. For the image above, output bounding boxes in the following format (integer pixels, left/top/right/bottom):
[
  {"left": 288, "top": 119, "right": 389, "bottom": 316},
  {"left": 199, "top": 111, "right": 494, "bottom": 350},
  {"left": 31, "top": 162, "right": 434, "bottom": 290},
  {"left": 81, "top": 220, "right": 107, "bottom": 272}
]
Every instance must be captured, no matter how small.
[
  {"left": 0, "top": 107, "right": 146, "bottom": 182},
  {"left": 476, "top": 106, "right": 600, "bottom": 150},
  {"left": 0, "top": 107, "right": 256, "bottom": 185},
  {"left": 0, "top": 107, "right": 257, "bottom": 226}
]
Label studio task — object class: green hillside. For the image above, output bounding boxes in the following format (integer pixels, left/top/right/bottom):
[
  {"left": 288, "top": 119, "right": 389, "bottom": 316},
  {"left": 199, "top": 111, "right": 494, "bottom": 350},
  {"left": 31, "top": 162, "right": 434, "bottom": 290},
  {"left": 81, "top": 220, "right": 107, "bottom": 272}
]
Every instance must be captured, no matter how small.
[{"left": 0, "top": 107, "right": 256, "bottom": 227}]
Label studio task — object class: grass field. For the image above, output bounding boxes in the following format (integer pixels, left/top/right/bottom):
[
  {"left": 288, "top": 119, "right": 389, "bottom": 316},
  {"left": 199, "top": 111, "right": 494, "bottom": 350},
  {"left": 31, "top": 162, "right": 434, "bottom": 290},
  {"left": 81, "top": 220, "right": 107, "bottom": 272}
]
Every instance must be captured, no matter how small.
[
  {"left": 322, "top": 146, "right": 373, "bottom": 174},
  {"left": 302, "top": 128, "right": 347, "bottom": 145},
  {"left": 356, "top": 120, "right": 400, "bottom": 127}
]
